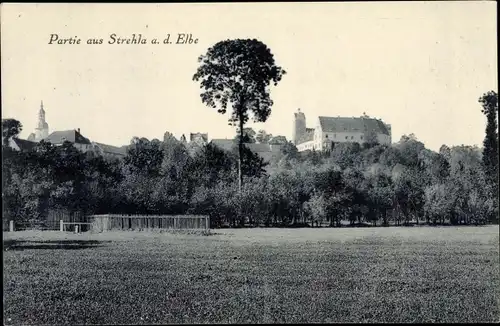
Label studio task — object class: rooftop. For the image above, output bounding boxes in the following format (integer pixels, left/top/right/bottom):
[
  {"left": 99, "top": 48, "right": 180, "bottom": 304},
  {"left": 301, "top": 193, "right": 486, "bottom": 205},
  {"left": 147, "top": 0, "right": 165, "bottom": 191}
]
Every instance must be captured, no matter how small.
[
  {"left": 44, "top": 130, "right": 91, "bottom": 145},
  {"left": 318, "top": 116, "right": 390, "bottom": 135},
  {"left": 10, "top": 138, "right": 37, "bottom": 151}
]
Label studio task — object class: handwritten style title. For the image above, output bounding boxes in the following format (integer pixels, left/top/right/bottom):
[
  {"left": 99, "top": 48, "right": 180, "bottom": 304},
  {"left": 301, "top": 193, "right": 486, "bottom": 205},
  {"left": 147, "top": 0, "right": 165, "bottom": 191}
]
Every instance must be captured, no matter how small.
[{"left": 48, "top": 33, "right": 199, "bottom": 45}]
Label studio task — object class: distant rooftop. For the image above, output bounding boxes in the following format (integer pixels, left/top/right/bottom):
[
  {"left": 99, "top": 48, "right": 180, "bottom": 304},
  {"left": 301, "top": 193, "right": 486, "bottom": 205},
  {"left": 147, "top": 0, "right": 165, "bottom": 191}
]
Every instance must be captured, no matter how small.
[
  {"left": 10, "top": 138, "right": 37, "bottom": 151},
  {"left": 318, "top": 116, "right": 390, "bottom": 135},
  {"left": 44, "top": 130, "right": 91, "bottom": 145}
]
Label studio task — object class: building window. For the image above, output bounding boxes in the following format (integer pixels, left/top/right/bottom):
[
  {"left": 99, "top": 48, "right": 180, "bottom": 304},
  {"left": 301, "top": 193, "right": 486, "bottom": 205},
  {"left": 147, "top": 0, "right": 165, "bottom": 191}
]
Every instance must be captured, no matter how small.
[
  {"left": 360, "top": 136, "right": 364, "bottom": 140},
  {"left": 345, "top": 136, "right": 348, "bottom": 140},
  {"left": 326, "top": 134, "right": 328, "bottom": 139},
  {"left": 351, "top": 136, "right": 354, "bottom": 139}
]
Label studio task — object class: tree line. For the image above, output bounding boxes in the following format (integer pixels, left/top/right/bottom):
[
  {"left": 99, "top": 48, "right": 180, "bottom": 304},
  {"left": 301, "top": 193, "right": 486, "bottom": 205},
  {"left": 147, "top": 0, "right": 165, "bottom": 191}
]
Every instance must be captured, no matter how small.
[{"left": 2, "top": 119, "right": 498, "bottom": 228}]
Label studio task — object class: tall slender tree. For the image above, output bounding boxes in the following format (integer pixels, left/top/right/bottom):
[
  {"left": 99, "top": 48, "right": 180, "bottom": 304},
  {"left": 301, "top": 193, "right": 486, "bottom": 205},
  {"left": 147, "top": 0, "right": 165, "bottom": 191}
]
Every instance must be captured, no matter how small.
[
  {"left": 193, "top": 39, "right": 286, "bottom": 190},
  {"left": 479, "top": 90, "right": 499, "bottom": 218}
]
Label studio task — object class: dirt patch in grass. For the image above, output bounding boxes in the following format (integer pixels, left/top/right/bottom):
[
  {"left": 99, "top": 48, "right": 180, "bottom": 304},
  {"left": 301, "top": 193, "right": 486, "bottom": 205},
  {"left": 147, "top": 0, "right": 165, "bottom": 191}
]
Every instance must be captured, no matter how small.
[{"left": 3, "top": 226, "right": 499, "bottom": 324}]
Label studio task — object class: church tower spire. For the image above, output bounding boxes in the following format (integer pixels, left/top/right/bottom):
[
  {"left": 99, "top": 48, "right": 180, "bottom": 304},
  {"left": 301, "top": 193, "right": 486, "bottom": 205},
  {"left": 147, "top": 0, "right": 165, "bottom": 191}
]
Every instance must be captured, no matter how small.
[
  {"left": 38, "top": 100, "right": 46, "bottom": 126},
  {"left": 34, "top": 100, "right": 49, "bottom": 141}
]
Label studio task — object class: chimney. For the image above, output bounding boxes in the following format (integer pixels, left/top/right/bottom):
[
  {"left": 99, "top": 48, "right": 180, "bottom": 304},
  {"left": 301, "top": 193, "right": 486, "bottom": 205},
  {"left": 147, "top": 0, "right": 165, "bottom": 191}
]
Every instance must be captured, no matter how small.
[{"left": 77, "top": 128, "right": 80, "bottom": 133}]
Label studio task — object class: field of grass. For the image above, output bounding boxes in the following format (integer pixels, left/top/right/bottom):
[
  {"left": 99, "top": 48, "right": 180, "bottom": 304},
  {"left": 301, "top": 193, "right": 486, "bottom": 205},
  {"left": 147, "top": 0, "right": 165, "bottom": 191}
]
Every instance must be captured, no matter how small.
[{"left": 3, "top": 226, "right": 499, "bottom": 324}]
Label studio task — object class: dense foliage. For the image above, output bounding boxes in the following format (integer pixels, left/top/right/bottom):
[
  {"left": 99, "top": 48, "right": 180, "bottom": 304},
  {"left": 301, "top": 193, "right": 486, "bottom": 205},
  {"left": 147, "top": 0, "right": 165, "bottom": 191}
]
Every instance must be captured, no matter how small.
[{"left": 2, "top": 125, "right": 497, "bottom": 228}]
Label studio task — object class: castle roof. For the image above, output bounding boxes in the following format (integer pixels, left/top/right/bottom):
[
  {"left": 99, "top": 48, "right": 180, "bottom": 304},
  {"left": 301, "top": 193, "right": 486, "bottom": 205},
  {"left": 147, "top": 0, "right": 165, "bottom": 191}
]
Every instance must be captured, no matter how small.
[
  {"left": 44, "top": 130, "right": 91, "bottom": 145},
  {"left": 318, "top": 117, "right": 390, "bottom": 135}
]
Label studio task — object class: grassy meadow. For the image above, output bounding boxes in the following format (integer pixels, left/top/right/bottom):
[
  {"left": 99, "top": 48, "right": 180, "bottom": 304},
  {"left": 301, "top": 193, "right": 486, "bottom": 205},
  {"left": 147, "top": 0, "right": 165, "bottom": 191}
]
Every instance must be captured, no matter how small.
[{"left": 3, "top": 226, "right": 499, "bottom": 324}]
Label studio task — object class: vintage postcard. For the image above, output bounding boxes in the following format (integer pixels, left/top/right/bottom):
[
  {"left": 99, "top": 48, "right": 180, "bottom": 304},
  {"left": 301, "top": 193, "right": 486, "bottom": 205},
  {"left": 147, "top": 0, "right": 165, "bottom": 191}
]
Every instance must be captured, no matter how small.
[{"left": 2, "top": 2, "right": 498, "bottom": 324}]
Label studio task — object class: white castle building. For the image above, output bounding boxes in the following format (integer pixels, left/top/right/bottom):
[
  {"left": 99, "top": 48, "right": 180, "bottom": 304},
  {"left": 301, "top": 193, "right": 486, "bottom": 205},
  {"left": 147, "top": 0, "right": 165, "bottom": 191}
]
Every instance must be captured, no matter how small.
[{"left": 293, "top": 109, "right": 392, "bottom": 152}]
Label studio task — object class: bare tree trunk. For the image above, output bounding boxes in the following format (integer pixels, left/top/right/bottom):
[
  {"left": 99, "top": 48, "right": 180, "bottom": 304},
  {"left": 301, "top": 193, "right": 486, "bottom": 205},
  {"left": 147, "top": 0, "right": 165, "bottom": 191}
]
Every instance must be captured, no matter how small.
[{"left": 238, "top": 117, "right": 244, "bottom": 192}]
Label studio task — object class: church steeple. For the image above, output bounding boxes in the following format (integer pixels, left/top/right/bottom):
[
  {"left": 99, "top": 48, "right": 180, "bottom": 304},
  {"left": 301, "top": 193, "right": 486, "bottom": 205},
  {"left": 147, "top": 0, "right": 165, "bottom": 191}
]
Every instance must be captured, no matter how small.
[
  {"left": 34, "top": 100, "right": 49, "bottom": 141},
  {"left": 38, "top": 100, "right": 46, "bottom": 128}
]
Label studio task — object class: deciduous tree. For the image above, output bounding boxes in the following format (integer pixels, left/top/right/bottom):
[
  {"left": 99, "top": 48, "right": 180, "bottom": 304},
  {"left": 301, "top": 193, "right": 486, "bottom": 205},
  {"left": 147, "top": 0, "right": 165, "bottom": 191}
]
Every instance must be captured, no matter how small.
[
  {"left": 2, "top": 118, "right": 22, "bottom": 146},
  {"left": 193, "top": 39, "right": 286, "bottom": 190}
]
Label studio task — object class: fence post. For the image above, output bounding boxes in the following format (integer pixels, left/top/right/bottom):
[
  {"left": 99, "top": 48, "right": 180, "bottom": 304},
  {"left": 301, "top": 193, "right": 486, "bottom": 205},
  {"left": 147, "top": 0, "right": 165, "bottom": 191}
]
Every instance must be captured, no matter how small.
[
  {"left": 205, "top": 216, "right": 209, "bottom": 231},
  {"left": 9, "top": 220, "right": 14, "bottom": 232},
  {"left": 75, "top": 225, "right": 79, "bottom": 234},
  {"left": 60, "top": 220, "right": 64, "bottom": 232}
]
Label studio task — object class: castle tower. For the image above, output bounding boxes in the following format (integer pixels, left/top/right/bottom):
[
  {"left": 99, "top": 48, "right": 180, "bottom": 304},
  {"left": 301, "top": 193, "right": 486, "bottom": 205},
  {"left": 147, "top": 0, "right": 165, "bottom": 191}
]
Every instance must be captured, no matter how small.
[
  {"left": 293, "top": 108, "right": 306, "bottom": 145},
  {"left": 34, "top": 101, "right": 49, "bottom": 141}
]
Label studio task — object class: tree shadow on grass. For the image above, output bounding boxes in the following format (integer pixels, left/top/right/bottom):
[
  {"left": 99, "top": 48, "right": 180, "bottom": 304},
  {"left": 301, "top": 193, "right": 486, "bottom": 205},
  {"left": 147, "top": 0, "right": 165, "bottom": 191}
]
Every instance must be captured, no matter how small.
[{"left": 3, "top": 239, "right": 111, "bottom": 251}]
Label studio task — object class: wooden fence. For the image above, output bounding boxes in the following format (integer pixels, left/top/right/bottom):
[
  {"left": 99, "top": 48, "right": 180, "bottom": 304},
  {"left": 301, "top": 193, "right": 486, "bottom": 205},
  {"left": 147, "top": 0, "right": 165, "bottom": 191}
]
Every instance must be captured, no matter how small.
[
  {"left": 47, "top": 210, "right": 89, "bottom": 231},
  {"left": 90, "top": 214, "right": 210, "bottom": 232},
  {"left": 4, "top": 209, "right": 89, "bottom": 231}
]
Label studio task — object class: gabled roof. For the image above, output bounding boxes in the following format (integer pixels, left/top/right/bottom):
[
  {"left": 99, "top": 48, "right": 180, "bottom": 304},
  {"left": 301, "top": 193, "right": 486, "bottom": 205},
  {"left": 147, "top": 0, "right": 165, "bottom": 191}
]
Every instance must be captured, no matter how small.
[
  {"left": 318, "top": 117, "right": 390, "bottom": 135},
  {"left": 10, "top": 138, "right": 37, "bottom": 151},
  {"left": 92, "top": 142, "right": 127, "bottom": 156},
  {"left": 45, "top": 130, "right": 91, "bottom": 145}
]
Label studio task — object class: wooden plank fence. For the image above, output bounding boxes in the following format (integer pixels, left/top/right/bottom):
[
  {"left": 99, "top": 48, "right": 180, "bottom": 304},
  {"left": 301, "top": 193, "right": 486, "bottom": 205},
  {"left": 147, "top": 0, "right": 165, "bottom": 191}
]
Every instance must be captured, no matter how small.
[
  {"left": 5, "top": 213, "right": 209, "bottom": 233},
  {"left": 90, "top": 214, "right": 210, "bottom": 232},
  {"left": 47, "top": 210, "right": 89, "bottom": 231},
  {"left": 4, "top": 209, "right": 89, "bottom": 231}
]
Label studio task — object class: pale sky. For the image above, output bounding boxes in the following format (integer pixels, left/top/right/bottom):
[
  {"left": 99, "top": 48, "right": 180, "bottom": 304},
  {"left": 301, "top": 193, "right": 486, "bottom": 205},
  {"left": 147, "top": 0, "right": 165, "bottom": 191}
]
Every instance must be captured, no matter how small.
[{"left": 1, "top": 2, "right": 497, "bottom": 151}]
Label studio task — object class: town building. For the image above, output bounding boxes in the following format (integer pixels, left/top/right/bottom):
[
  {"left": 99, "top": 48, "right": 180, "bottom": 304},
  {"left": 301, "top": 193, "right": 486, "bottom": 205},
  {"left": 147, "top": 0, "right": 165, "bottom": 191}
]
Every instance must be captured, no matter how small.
[
  {"left": 23, "top": 102, "right": 127, "bottom": 160},
  {"left": 44, "top": 129, "right": 93, "bottom": 152},
  {"left": 293, "top": 108, "right": 392, "bottom": 152},
  {"left": 6, "top": 137, "right": 37, "bottom": 152},
  {"left": 90, "top": 142, "right": 128, "bottom": 160}
]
